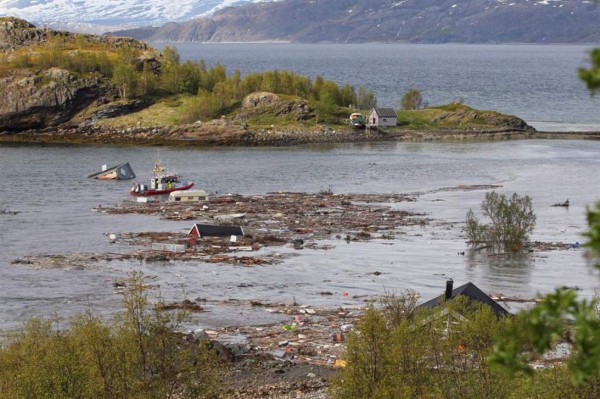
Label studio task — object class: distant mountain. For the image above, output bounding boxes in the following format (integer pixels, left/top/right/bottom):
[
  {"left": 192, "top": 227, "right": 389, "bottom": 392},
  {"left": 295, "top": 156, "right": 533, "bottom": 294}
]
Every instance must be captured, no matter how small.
[
  {"left": 0, "top": 0, "right": 268, "bottom": 33},
  {"left": 110, "top": 0, "right": 600, "bottom": 43}
]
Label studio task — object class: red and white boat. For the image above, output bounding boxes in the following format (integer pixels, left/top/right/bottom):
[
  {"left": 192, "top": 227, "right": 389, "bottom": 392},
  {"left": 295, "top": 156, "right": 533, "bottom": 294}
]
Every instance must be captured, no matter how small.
[{"left": 130, "top": 160, "right": 194, "bottom": 197}]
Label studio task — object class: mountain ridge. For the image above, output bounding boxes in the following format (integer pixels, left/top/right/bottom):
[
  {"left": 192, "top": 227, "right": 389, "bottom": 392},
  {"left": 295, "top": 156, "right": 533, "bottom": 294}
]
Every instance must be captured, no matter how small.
[
  {"left": 110, "top": 0, "right": 600, "bottom": 44},
  {"left": 0, "top": 0, "right": 265, "bottom": 33}
]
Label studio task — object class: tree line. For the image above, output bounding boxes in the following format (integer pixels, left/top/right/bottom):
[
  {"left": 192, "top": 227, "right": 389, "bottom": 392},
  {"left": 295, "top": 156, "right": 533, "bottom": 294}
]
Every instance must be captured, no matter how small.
[{"left": 9, "top": 43, "right": 378, "bottom": 121}]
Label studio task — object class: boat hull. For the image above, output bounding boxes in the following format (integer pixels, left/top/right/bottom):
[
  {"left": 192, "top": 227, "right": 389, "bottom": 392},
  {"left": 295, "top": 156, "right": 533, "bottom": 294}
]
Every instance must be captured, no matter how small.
[{"left": 130, "top": 183, "right": 195, "bottom": 197}]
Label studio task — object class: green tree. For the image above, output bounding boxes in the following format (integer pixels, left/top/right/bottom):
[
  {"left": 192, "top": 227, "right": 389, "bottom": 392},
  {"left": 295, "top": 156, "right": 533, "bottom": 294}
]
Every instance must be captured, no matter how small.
[
  {"left": 313, "top": 90, "right": 336, "bottom": 123},
  {"left": 400, "top": 87, "right": 424, "bottom": 110},
  {"left": 178, "top": 61, "right": 202, "bottom": 94},
  {"left": 579, "top": 0, "right": 600, "bottom": 95},
  {"left": 140, "top": 62, "right": 158, "bottom": 96},
  {"left": 357, "top": 86, "right": 377, "bottom": 109},
  {"left": 162, "top": 45, "right": 181, "bottom": 67},
  {"left": 340, "top": 83, "right": 357, "bottom": 108},
  {"left": 465, "top": 191, "right": 536, "bottom": 253},
  {"left": 491, "top": 203, "right": 600, "bottom": 384},
  {"left": 112, "top": 63, "right": 138, "bottom": 100},
  {"left": 579, "top": 48, "right": 600, "bottom": 96}
]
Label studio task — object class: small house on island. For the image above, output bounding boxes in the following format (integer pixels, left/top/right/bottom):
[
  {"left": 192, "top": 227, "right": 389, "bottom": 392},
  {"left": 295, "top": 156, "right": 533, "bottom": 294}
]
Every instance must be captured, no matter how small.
[
  {"left": 367, "top": 108, "right": 398, "bottom": 127},
  {"left": 188, "top": 223, "right": 244, "bottom": 238}
]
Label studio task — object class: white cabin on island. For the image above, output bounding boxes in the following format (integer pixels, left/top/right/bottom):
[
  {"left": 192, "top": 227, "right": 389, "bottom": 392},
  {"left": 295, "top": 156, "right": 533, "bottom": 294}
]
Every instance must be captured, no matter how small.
[{"left": 367, "top": 108, "right": 398, "bottom": 127}]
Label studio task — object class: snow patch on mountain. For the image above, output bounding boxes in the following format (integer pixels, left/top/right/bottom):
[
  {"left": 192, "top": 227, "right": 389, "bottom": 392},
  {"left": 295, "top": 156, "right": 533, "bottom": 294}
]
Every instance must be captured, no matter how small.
[{"left": 0, "top": 0, "right": 269, "bottom": 32}]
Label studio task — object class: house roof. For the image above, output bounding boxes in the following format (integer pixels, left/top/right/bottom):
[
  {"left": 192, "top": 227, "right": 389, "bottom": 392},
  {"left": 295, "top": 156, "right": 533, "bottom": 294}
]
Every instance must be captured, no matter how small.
[
  {"left": 372, "top": 108, "right": 397, "bottom": 118},
  {"left": 418, "top": 282, "right": 509, "bottom": 318},
  {"left": 188, "top": 224, "right": 244, "bottom": 237}
]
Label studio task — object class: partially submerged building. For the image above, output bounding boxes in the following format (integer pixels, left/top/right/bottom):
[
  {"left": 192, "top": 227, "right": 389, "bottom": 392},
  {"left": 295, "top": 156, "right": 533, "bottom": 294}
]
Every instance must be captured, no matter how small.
[
  {"left": 169, "top": 190, "right": 209, "bottom": 202},
  {"left": 188, "top": 223, "right": 244, "bottom": 238},
  {"left": 88, "top": 162, "right": 136, "bottom": 180},
  {"left": 419, "top": 279, "right": 510, "bottom": 318}
]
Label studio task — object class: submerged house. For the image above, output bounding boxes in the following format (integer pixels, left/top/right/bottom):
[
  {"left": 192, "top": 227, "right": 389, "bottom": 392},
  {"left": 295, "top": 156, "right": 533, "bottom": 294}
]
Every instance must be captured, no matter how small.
[
  {"left": 367, "top": 108, "right": 398, "bottom": 127},
  {"left": 87, "top": 162, "right": 136, "bottom": 180},
  {"left": 169, "top": 190, "right": 209, "bottom": 202},
  {"left": 419, "top": 279, "right": 510, "bottom": 319},
  {"left": 188, "top": 223, "right": 244, "bottom": 238}
]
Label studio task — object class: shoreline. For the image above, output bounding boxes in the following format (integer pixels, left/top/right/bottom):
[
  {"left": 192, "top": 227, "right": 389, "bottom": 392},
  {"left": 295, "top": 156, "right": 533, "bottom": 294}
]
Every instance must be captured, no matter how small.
[{"left": 1, "top": 125, "right": 600, "bottom": 147}]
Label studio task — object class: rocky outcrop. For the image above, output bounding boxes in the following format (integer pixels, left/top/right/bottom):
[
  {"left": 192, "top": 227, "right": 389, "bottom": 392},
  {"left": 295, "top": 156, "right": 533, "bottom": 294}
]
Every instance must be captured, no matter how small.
[
  {"left": 0, "top": 68, "right": 107, "bottom": 131},
  {"left": 238, "top": 92, "right": 313, "bottom": 121},
  {"left": 431, "top": 107, "right": 534, "bottom": 131},
  {"left": 0, "top": 18, "right": 163, "bottom": 132},
  {"left": 1, "top": 17, "right": 158, "bottom": 52}
]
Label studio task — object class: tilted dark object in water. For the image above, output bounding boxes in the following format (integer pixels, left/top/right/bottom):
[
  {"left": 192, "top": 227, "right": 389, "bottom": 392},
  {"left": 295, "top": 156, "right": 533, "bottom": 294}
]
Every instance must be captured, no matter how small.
[{"left": 88, "top": 162, "right": 136, "bottom": 180}]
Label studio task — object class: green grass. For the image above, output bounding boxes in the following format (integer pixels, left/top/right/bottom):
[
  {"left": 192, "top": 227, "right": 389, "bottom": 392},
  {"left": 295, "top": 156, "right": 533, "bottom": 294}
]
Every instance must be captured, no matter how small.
[
  {"left": 395, "top": 103, "right": 519, "bottom": 130},
  {"left": 94, "top": 95, "right": 198, "bottom": 128}
]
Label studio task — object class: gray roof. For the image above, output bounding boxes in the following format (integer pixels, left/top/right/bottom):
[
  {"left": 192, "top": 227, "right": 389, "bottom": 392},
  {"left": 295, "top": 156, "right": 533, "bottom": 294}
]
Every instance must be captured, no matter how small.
[
  {"left": 418, "top": 282, "right": 510, "bottom": 318},
  {"left": 373, "top": 108, "right": 397, "bottom": 118}
]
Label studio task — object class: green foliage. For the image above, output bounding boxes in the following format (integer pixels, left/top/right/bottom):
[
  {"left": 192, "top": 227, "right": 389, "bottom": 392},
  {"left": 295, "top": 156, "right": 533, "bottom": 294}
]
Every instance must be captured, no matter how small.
[
  {"left": 0, "top": 272, "right": 224, "bottom": 399},
  {"left": 332, "top": 292, "right": 600, "bottom": 398},
  {"left": 401, "top": 87, "right": 424, "bottom": 110},
  {"left": 579, "top": 49, "right": 600, "bottom": 96},
  {"left": 465, "top": 191, "right": 536, "bottom": 253},
  {"left": 6, "top": 34, "right": 369, "bottom": 122},
  {"left": 313, "top": 90, "right": 337, "bottom": 123},
  {"left": 491, "top": 202, "right": 600, "bottom": 385},
  {"left": 492, "top": 15, "right": 600, "bottom": 389},
  {"left": 112, "top": 63, "right": 138, "bottom": 100},
  {"left": 161, "top": 45, "right": 181, "bottom": 67},
  {"left": 24, "top": 49, "right": 113, "bottom": 76},
  {"left": 331, "top": 295, "right": 521, "bottom": 399},
  {"left": 357, "top": 86, "right": 377, "bottom": 109},
  {"left": 179, "top": 91, "right": 230, "bottom": 123}
]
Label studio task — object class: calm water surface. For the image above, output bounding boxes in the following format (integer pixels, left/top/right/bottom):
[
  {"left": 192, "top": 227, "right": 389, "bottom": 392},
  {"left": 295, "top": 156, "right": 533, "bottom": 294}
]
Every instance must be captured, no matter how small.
[
  {"left": 1, "top": 140, "right": 599, "bottom": 330},
  {"left": 168, "top": 43, "right": 600, "bottom": 131}
]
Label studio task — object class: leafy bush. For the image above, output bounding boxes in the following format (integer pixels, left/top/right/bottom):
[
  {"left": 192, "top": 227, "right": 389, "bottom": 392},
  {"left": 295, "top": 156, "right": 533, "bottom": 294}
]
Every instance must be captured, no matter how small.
[
  {"left": 0, "top": 272, "right": 224, "bottom": 399},
  {"left": 490, "top": 202, "right": 600, "bottom": 387},
  {"left": 579, "top": 48, "right": 600, "bottom": 96},
  {"left": 330, "top": 292, "right": 600, "bottom": 398},
  {"left": 330, "top": 295, "right": 520, "bottom": 399},
  {"left": 465, "top": 191, "right": 536, "bottom": 253},
  {"left": 401, "top": 87, "right": 424, "bottom": 110}
]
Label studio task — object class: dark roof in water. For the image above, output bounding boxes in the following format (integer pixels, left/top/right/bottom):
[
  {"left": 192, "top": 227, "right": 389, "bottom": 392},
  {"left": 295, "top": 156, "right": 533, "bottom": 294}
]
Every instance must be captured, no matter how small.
[
  {"left": 373, "top": 108, "right": 397, "bottom": 118},
  {"left": 189, "top": 224, "right": 244, "bottom": 237},
  {"left": 419, "top": 282, "right": 509, "bottom": 318}
]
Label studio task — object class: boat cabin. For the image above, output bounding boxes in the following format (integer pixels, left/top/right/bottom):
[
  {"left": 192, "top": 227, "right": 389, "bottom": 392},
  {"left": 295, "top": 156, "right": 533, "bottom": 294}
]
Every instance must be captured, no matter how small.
[
  {"left": 169, "top": 190, "right": 209, "bottom": 202},
  {"left": 151, "top": 175, "right": 180, "bottom": 190}
]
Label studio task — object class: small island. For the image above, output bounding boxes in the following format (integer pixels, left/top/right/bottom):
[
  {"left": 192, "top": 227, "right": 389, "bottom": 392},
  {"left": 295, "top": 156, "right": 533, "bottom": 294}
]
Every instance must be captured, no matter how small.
[{"left": 1, "top": 17, "right": 598, "bottom": 146}]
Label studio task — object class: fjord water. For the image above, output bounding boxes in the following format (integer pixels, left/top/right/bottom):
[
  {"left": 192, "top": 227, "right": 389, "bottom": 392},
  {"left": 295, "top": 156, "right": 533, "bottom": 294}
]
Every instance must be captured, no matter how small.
[
  {"left": 171, "top": 43, "right": 600, "bottom": 131},
  {"left": 1, "top": 140, "right": 599, "bottom": 330}
]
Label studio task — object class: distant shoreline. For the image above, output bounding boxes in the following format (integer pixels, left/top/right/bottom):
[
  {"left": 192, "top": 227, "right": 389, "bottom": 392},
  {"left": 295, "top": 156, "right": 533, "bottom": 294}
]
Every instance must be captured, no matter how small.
[{"left": 1, "top": 126, "right": 599, "bottom": 147}]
